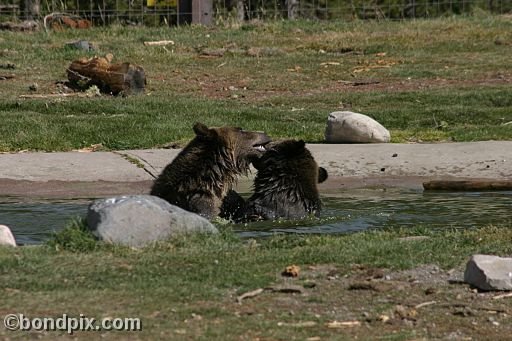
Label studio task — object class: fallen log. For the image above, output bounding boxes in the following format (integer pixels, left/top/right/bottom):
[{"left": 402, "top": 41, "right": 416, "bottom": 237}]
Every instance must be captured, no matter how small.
[
  {"left": 67, "top": 54, "right": 145, "bottom": 95},
  {"left": 44, "top": 13, "right": 92, "bottom": 32},
  {"left": 423, "top": 180, "right": 512, "bottom": 191}
]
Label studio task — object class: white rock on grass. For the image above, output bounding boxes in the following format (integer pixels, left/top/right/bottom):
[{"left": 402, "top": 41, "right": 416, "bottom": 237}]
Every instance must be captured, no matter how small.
[
  {"left": 87, "top": 195, "right": 218, "bottom": 248},
  {"left": 0, "top": 225, "right": 16, "bottom": 247},
  {"left": 464, "top": 254, "right": 512, "bottom": 291},
  {"left": 325, "top": 111, "right": 390, "bottom": 143}
]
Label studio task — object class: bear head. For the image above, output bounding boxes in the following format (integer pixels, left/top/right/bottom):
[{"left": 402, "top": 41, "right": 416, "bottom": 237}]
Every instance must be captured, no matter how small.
[
  {"left": 193, "top": 122, "right": 271, "bottom": 169},
  {"left": 252, "top": 139, "right": 328, "bottom": 184},
  {"left": 243, "top": 139, "right": 328, "bottom": 221}
]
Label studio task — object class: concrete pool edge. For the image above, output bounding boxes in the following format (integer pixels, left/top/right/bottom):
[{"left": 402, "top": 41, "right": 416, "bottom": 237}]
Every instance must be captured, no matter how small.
[
  {"left": 1, "top": 175, "right": 510, "bottom": 199},
  {"left": 1, "top": 141, "right": 511, "bottom": 198}
]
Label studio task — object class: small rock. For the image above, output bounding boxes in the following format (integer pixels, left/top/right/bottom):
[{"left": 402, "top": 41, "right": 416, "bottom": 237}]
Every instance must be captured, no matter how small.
[
  {"left": 0, "top": 225, "right": 16, "bottom": 247},
  {"left": 464, "top": 254, "right": 512, "bottom": 291},
  {"left": 86, "top": 195, "right": 218, "bottom": 248},
  {"left": 66, "top": 40, "right": 95, "bottom": 51},
  {"left": 325, "top": 111, "right": 391, "bottom": 143}
]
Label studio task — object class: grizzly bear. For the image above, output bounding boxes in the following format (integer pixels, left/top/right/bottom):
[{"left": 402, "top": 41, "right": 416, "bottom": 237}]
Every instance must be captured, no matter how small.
[
  {"left": 238, "top": 139, "right": 328, "bottom": 221},
  {"left": 150, "top": 122, "right": 271, "bottom": 219}
]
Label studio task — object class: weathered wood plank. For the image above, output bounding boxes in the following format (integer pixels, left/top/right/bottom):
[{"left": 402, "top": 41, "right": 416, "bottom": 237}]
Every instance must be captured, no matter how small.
[{"left": 423, "top": 180, "right": 512, "bottom": 191}]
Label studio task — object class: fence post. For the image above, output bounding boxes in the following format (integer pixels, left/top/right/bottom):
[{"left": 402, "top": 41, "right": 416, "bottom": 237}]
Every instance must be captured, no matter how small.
[
  {"left": 237, "top": 0, "right": 245, "bottom": 21},
  {"left": 287, "top": 0, "right": 298, "bottom": 19},
  {"left": 24, "top": 0, "right": 40, "bottom": 19},
  {"left": 192, "top": 0, "right": 213, "bottom": 24}
]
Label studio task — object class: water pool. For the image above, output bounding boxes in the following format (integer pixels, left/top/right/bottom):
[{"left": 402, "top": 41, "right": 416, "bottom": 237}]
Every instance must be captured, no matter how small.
[{"left": 1, "top": 190, "right": 510, "bottom": 245}]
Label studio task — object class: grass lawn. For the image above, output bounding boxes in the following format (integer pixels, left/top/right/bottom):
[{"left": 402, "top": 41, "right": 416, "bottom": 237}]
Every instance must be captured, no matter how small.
[
  {"left": 1, "top": 15, "right": 512, "bottom": 340},
  {"left": 1, "top": 224, "right": 512, "bottom": 339},
  {"left": 1, "top": 16, "right": 512, "bottom": 151}
]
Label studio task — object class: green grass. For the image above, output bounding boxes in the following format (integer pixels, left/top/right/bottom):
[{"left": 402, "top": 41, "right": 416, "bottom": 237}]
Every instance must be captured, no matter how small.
[
  {"left": 1, "top": 16, "right": 512, "bottom": 151},
  {"left": 1, "top": 223, "right": 512, "bottom": 339}
]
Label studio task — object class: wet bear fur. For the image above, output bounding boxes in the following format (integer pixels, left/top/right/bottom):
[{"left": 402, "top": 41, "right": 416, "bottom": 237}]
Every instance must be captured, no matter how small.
[
  {"left": 150, "top": 122, "right": 270, "bottom": 219},
  {"left": 240, "top": 139, "right": 328, "bottom": 221}
]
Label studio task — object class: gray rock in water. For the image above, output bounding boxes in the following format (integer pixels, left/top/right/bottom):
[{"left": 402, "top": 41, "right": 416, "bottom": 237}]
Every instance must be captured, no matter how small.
[
  {"left": 325, "top": 111, "right": 390, "bottom": 143},
  {"left": 87, "top": 195, "right": 218, "bottom": 248},
  {"left": 0, "top": 225, "right": 16, "bottom": 247},
  {"left": 464, "top": 254, "right": 512, "bottom": 291}
]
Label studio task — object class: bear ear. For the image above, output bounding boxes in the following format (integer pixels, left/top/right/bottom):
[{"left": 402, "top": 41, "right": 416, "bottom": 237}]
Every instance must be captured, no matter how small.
[
  {"left": 193, "top": 122, "right": 212, "bottom": 137},
  {"left": 287, "top": 139, "right": 306, "bottom": 152},
  {"left": 280, "top": 139, "right": 306, "bottom": 156},
  {"left": 290, "top": 140, "right": 306, "bottom": 155},
  {"left": 318, "top": 167, "right": 328, "bottom": 183}
]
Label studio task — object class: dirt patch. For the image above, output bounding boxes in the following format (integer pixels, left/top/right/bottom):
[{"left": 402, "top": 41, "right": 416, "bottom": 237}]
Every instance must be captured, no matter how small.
[
  {"left": 194, "top": 73, "right": 511, "bottom": 102},
  {"left": 226, "top": 264, "right": 512, "bottom": 339}
]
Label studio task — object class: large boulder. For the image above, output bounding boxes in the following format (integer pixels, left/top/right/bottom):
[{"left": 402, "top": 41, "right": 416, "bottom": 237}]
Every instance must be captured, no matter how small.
[
  {"left": 0, "top": 225, "right": 16, "bottom": 247},
  {"left": 325, "top": 111, "right": 390, "bottom": 143},
  {"left": 87, "top": 195, "right": 218, "bottom": 248},
  {"left": 464, "top": 254, "right": 512, "bottom": 291}
]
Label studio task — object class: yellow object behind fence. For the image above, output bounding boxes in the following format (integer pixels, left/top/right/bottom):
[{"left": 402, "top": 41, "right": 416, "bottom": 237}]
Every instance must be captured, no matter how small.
[{"left": 147, "top": 0, "right": 177, "bottom": 7}]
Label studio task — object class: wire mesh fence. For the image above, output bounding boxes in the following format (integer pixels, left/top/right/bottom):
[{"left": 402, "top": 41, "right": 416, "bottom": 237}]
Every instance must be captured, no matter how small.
[{"left": 1, "top": 0, "right": 511, "bottom": 25}]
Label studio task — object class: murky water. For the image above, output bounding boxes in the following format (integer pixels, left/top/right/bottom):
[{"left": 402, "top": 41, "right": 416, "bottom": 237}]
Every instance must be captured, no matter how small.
[
  {"left": 1, "top": 190, "right": 510, "bottom": 245},
  {"left": 235, "top": 190, "right": 512, "bottom": 237},
  {"left": 0, "top": 198, "right": 90, "bottom": 245}
]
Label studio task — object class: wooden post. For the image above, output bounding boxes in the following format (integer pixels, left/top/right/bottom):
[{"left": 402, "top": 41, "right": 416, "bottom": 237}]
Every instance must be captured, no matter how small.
[
  {"left": 237, "top": 0, "right": 245, "bottom": 21},
  {"left": 24, "top": 0, "right": 40, "bottom": 19},
  {"left": 287, "top": 0, "right": 298, "bottom": 19},
  {"left": 192, "top": 0, "right": 213, "bottom": 25}
]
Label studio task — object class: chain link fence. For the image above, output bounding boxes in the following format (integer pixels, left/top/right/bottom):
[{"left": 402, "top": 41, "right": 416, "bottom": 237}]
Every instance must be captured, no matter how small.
[{"left": 1, "top": 0, "right": 511, "bottom": 25}]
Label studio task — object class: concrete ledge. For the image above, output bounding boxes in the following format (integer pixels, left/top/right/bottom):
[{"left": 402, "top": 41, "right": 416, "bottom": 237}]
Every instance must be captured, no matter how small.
[{"left": 0, "top": 142, "right": 511, "bottom": 198}]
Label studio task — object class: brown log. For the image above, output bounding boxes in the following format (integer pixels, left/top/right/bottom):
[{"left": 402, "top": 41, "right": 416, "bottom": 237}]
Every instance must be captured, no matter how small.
[
  {"left": 67, "top": 55, "right": 145, "bottom": 95},
  {"left": 423, "top": 180, "right": 512, "bottom": 191}
]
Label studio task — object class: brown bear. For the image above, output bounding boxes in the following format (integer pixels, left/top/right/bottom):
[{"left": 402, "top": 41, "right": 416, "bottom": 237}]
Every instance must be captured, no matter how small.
[
  {"left": 236, "top": 139, "right": 328, "bottom": 221},
  {"left": 150, "top": 122, "right": 271, "bottom": 219}
]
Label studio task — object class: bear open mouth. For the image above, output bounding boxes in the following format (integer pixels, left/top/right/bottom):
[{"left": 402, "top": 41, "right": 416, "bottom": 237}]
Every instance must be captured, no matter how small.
[
  {"left": 253, "top": 140, "right": 270, "bottom": 152},
  {"left": 253, "top": 144, "right": 267, "bottom": 152},
  {"left": 250, "top": 133, "right": 272, "bottom": 154}
]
